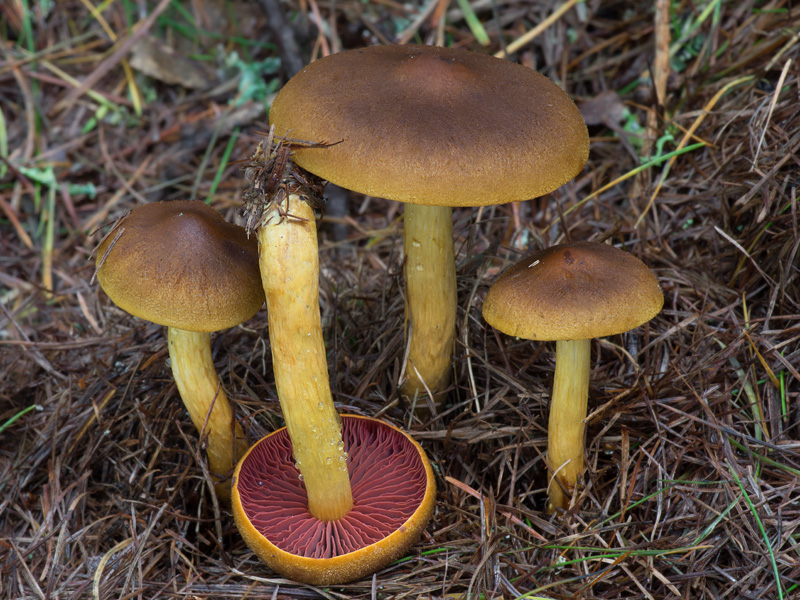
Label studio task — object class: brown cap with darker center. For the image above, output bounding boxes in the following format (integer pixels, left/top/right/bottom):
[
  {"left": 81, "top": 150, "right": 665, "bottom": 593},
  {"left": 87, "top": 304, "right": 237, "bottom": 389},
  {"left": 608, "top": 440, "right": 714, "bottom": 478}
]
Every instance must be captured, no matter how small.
[
  {"left": 270, "top": 44, "right": 589, "bottom": 207},
  {"left": 96, "top": 201, "right": 263, "bottom": 332},
  {"left": 483, "top": 242, "right": 663, "bottom": 341}
]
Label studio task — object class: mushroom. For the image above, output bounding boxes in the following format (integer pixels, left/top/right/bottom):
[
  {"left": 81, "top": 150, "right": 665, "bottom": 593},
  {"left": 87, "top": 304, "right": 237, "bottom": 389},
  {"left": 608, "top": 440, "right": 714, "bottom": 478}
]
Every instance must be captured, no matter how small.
[
  {"left": 233, "top": 414, "right": 435, "bottom": 585},
  {"left": 482, "top": 242, "right": 663, "bottom": 513},
  {"left": 268, "top": 44, "right": 589, "bottom": 412},
  {"left": 95, "top": 200, "right": 262, "bottom": 500},
  {"left": 236, "top": 135, "right": 436, "bottom": 583}
]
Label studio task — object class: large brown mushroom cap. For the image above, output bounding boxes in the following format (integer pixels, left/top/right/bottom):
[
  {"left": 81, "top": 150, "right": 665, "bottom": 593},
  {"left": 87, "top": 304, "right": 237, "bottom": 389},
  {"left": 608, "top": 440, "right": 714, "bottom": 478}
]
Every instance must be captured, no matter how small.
[
  {"left": 483, "top": 242, "right": 663, "bottom": 340},
  {"left": 232, "top": 415, "right": 436, "bottom": 585},
  {"left": 96, "top": 201, "right": 263, "bottom": 332},
  {"left": 270, "top": 44, "right": 588, "bottom": 206}
]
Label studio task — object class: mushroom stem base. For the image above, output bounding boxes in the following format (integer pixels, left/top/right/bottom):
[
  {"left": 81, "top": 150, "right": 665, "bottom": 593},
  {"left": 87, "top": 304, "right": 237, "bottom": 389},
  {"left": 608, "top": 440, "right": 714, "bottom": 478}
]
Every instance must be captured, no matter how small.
[
  {"left": 168, "top": 327, "right": 248, "bottom": 501},
  {"left": 547, "top": 338, "right": 590, "bottom": 513},
  {"left": 400, "top": 204, "right": 457, "bottom": 412}
]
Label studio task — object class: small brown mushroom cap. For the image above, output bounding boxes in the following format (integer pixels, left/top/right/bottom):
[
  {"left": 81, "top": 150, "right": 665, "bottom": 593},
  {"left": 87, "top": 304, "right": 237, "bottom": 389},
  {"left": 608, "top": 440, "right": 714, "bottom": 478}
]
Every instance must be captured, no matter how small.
[
  {"left": 483, "top": 242, "right": 663, "bottom": 340},
  {"left": 232, "top": 415, "right": 436, "bottom": 585},
  {"left": 270, "top": 44, "right": 588, "bottom": 206},
  {"left": 96, "top": 201, "right": 263, "bottom": 332}
]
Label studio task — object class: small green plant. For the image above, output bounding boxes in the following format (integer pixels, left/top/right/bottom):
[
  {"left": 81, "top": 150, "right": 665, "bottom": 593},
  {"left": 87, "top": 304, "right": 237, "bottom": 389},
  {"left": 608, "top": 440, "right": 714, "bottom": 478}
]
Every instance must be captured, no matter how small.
[
  {"left": 17, "top": 164, "right": 97, "bottom": 198},
  {"left": 223, "top": 51, "right": 281, "bottom": 108}
]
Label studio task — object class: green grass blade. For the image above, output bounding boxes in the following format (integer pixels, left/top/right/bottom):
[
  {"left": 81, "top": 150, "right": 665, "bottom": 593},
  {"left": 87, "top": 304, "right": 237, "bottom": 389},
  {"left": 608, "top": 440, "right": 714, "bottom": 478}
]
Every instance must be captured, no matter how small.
[
  {"left": 691, "top": 491, "right": 741, "bottom": 546},
  {"left": 0, "top": 404, "right": 42, "bottom": 435},
  {"left": 205, "top": 127, "right": 240, "bottom": 204},
  {"left": 727, "top": 461, "right": 784, "bottom": 600},
  {"left": 455, "top": 0, "right": 490, "bottom": 46},
  {"left": 728, "top": 437, "right": 800, "bottom": 477}
]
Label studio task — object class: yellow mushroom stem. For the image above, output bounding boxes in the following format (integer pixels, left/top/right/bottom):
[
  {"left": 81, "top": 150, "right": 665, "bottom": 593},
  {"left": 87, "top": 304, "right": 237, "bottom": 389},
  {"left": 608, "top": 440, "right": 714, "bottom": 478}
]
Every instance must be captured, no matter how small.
[
  {"left": 546, "top": 338, "right": 591, "bottom": 513},
  {"left": 400, "top": 204, "right": 457, "bottom": 410},
  {"left": 168, "top": 327, "right": 248, "bottom": 502},
  {"left": 258, "top": 194, "right": 354, "bottom": 521}
]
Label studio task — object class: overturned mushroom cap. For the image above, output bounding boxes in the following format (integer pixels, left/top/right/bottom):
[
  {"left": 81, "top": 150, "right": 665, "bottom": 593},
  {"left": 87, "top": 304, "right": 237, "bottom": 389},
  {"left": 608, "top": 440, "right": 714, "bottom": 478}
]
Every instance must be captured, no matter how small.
[
  {"left": 232, "top": 415, "right": 436, "bottom": 585},
  {"left": 270, "top": 44, "right": 589, "bottom": 207},
  {"left": 96, "top": 201, "right": 263, "bottom": 332},
  {"left": 483, "top": 242, "right": 663, "bottom": 340}
]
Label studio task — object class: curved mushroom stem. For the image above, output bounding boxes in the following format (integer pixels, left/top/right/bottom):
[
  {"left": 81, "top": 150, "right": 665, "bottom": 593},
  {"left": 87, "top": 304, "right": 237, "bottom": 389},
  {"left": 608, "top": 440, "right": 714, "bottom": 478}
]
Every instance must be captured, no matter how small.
[
  {"left": 546, "top": 338, "right": 591, "bottom": 513},
  {"left": 258, "top": 194, "right": 354, "bottom": 521},
  {"left": 168, "top": 327, "right": 248, "bottom": 502},
  {"left": 400, "top": 204, "right": 457, "bottom": 412}
]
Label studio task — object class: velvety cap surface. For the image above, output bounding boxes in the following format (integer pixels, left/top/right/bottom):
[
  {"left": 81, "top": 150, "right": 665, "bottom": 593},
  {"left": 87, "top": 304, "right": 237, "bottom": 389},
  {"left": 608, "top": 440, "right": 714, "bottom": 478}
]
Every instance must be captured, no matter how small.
[
  {"left": 270, "top": 44, "right": 589, "bottom": 207},
  {"left": 96, "top": 201, "right": 263, "bottom": 332},
  {"left": 233, "top": 415, "right": 436, "bottom": 585},
  {"left": 483, "top": 242, "right": 663, "bottom": 340}
]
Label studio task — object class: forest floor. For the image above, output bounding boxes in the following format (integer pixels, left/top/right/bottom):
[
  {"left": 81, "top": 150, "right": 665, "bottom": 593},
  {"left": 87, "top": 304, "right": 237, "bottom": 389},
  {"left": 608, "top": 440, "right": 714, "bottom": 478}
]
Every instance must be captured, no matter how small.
[{"left": 1, "top": 1, "right": 799, "bottom": 598}]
